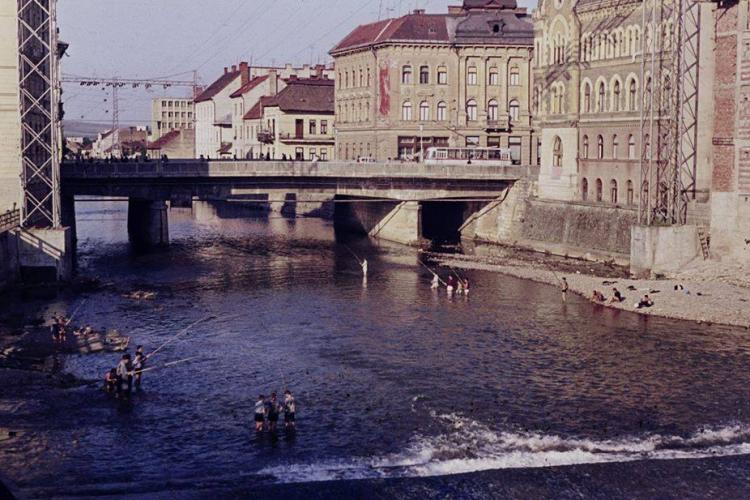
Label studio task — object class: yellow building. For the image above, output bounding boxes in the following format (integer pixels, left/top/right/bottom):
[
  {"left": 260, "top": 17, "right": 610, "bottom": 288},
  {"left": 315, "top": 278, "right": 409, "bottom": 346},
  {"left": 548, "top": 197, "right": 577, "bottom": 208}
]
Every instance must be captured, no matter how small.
[
  {"left": 254, "top": 77, "right": 335, "bottom": 161},
  {"left": 330, "top": 0, "right": 536, "bottom": 163}
]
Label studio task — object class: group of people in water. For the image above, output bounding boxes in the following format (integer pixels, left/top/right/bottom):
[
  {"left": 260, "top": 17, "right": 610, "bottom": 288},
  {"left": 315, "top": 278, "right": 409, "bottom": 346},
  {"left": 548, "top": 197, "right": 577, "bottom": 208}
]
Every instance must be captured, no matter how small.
[
  {"left": 104, "top": 347, "right": 147, "bottom": 399},
  {"left": 254, "top": 391, "right": 296, "bottom": 432},
  {"left": 431, "top": 273, "right": 470, "bottom": 296}
]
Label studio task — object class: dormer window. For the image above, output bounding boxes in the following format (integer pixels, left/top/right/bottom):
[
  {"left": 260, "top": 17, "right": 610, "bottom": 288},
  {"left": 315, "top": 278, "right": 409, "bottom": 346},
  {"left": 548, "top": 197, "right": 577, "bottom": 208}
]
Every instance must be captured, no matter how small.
[{"left": 493, "top": 24, "right": 500, "bottom": 33}]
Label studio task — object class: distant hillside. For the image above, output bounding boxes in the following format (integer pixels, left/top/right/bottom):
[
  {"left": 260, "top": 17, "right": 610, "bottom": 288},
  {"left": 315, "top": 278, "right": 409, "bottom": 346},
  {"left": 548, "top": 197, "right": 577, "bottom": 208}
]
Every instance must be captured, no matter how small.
[{"left": 63, "top": 120, "right": 149, "bottom": 139}]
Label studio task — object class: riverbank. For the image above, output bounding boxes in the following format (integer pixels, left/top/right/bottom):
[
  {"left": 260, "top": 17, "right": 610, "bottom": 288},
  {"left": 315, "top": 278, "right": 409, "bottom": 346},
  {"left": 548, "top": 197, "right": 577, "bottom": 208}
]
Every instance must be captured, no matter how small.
[{"left": 428, "top": 248, "right": 750, "bottom": 329}]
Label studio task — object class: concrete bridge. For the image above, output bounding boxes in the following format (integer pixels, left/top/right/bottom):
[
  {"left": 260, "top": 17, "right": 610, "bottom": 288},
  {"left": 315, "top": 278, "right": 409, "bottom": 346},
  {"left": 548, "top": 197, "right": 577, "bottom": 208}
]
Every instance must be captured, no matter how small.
[{"left": 61, "top": 159, "right": 536, "bottom": 247}]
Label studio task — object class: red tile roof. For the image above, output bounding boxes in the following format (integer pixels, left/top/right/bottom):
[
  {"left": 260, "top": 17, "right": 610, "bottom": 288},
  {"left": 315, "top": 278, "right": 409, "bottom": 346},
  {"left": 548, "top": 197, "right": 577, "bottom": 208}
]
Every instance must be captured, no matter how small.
[
  {"left": 147, "top": 129, "right": 180, "bottom": 150},
  {"left": 331, "top": 14, "right": 449, "bottom": 54},
  {"left": 243, "top": 95, "right": 275, "bottom": 120},
  {"left": 229, "top": 75, "right": 269, "bottom": 99},
  {"left": 195, "top": 70, "right": 241, "bottom": 103}
]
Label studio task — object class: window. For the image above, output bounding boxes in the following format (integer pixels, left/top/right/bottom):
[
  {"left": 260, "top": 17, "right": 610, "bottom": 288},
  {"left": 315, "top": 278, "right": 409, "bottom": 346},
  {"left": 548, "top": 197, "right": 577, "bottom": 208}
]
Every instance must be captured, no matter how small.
[
  {"left": 310, "top": 147, "right": 317, "bottom": 159},
  {"left": 509, "top": 99, "right": 520, "bottom": 121},
  {"left": 610, "top": 180, "right": 618, "bottom": 204},
  {"left": 367, "top": 68, "right": 371, "bottom": 87},
  {"left": 467, "top": 66, "right": 477, "bottom": 85},
  {"left": 321, "top": 149, "right": 328, "bottom": 161},
  {"left": 596, "top": 178, "right": 603, "bottom": 202},
  {"left": 509, "top": 136, "right": 522, "bottom": 165},
  {"left": 537, "top": 137, "right": 542, "bottom": 166},
  {"left": 402, "top": 66, "right": 413, "bottom": 85},
  {"left": 613, "top": 80, "right": 621, "bottom": 111},
  {"left": 488, "top": 100, "right": 499, "bottom": 121},
  {"left": 644, "top": 134, "right": 651, "bottom": 158},
  {"left": 345, "top": 72, "right": 349, "bottom": 88},
  {"left": 582, "top": 178, "right": 589, "bottom": 201},
  {"left": 309, "top": 120, "right": 317, "bottom": 135},
  {"left": 628, "top": 134, "right": 636, "bottom": 159},
  {"left": 629, "top": 79, "right": 637, "bottom": 111},
  {"left": 437, "top": 101, "right": 447, "bottom": 121},
  {"left": 419, "top": 101, "right": 430, "bottom": 121},
  {"left": 402, "top": 101, "right": 413, "bottom": 121},
  {"left": 321, "top": 120, "right": 328, "bottom": 134},
  {"left": 627, "top": 180, "right": 634, "bottom": 205},
  {"left": 553, "top": 136, "right": 563, "bottom": 167},
  {"left": 582, "top": 135, "right": 589, "bottom": 159},
  {"left": 437, "top": 67, "right": 448, "bottom": 85},
  {"left": 598, "top": 82, "right": 606, "bottom": 112},
  {"left": 466, "top": 99, "right": 477, "bottom": 121},
  {"left": 509, "top": 67, "right": 520, "bottom": 86},
  {"left": 489, "top": 68, "right": 499, "bottom": 86},
  {"left": 295, "top": 147, "right": 304, "bottom": 161},
  {"left": 419, "top": 65, "right": 429, "bottom": 84},
  {"left": 359, "top": 69, "right": 364, "bottom": 87},
  {"left": 597, "top": 135, "right": 604, "bottom": 159}
]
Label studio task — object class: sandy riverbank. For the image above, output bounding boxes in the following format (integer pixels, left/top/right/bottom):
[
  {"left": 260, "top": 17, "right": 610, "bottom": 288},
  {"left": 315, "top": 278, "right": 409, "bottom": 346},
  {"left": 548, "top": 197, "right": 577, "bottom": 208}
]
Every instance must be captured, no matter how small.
[{"left": 427, "top": 250, "right": 750, "bottom": 329}]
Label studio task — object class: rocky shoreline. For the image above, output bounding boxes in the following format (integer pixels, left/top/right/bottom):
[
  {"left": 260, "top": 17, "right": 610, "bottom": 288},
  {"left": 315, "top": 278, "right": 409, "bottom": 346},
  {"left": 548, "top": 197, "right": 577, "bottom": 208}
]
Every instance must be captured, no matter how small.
[{"left": 427, "top": 248, "right": 750, "bottom": 329}]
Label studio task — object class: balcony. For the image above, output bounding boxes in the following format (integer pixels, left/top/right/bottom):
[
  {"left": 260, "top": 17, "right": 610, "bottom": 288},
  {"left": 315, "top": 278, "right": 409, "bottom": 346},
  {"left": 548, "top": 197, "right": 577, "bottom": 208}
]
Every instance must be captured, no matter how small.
[
  {"left": 257, "top": 129, "right": 275, "bottom": 144},
  {"left": 485, "top": 117, "right": 510, "bottom": 131},
  {"left": 278, "top": 132, "right": 334, "bottom": 145}
]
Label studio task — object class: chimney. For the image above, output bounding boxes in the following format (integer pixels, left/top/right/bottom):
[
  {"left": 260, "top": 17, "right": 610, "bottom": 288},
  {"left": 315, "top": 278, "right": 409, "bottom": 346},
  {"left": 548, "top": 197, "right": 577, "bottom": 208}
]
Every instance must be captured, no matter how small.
[
  {"left": 269, "top": 69, "right": 278, "bottom": 95},
  {"left": 231, "top": 64, "right": 237, "bottom": 72},
  {"left": 413, "top": 8, "right": 425, "bottom": 14},
  {"left": 240, "top": 61, "right": 249, "bottom": 85},
  {"left": 224, "top": 66, "right": 228, "bottom": 74}
]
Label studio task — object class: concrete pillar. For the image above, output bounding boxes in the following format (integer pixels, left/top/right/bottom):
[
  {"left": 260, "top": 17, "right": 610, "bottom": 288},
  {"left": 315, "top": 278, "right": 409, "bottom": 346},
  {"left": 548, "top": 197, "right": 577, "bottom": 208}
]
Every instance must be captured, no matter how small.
[
  {"left": 15, "top": 227, "right": 73, "bottom": 282},
  {"left": 61, "top": 195, "right": 77, "bottom": 244},
  {"left": 368, "top": 201, "right": 422, "bottom": 246},
  {"left": 128, "top": 198, "right": 169, "bottom": 248},
  {"left": 630, "top": 224, "right": 700, "bottom": 277}
]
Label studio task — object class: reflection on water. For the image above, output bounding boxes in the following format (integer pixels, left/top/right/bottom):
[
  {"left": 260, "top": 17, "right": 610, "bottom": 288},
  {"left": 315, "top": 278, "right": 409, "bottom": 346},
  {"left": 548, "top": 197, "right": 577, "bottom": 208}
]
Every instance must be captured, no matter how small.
[{"left": 1, "top": 200, "right": 750, "bottom": 497}]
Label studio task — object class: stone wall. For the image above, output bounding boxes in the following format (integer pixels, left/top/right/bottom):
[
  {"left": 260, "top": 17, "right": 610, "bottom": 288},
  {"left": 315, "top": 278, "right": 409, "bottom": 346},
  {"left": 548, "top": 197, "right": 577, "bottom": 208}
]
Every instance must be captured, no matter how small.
[
  {"left": 465, "top": 180, "right": 637, "bottom": 264},
  {"left": 0, "top": 231, "right": 19, "bottom": 289}
]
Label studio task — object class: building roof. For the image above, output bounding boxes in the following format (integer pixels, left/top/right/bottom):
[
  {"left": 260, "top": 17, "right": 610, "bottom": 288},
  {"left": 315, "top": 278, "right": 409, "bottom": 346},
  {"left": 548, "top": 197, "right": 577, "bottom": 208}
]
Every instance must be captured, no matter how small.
[
  {"left": 147, "top": 130, "right": 180, "bottom": 150},
  {"left": 229, "top": 75, "right": 269, "bottom": 98},
  {"left": 330, "top": 6, "right": 531, "bottom": 54},
  {"left": 243, "top": 95, "right": 275, "bottom": 120},
  {"left": 195, "top": 69, "right": 241, "bottom": 103},
  {"left": 262, "top": 78, "right": 334, "bottom": 114}
]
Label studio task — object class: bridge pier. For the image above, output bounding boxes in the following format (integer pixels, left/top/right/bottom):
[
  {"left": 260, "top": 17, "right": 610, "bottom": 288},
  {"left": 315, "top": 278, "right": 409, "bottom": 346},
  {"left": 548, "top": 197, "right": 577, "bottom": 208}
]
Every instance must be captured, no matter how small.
[
  {"left": 128, "top": 198, "right": 169, "bottom": 248},
  {"left": 335, "top": 198, "right": 423, "bottom": 246}
]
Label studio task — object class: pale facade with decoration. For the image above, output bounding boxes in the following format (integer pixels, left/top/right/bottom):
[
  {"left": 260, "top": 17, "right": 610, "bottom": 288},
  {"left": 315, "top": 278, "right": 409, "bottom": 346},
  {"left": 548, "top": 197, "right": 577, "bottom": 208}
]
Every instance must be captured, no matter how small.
[{"left": 330, "top": 0, "right": 536, "bottom": 163}]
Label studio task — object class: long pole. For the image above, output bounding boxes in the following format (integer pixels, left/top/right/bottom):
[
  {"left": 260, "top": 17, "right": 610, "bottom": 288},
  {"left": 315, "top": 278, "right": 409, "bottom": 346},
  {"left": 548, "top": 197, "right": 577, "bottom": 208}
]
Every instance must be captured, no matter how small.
[
  {"left": 146, "top": 315, "right": 214, "bottom": 360},
  {"left": 418, "top": 259, "right": 448, "bottom": 286},
  {"left": 68, "top": 299, "right": 88, "bottom": 323},
  {"left": 133, "top": 357, "right": 197, "bottom": 376}
]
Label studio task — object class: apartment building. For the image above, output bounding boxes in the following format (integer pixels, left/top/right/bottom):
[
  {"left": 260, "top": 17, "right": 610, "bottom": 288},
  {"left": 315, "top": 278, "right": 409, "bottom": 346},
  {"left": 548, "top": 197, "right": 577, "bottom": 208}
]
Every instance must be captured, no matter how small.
[{"left": 151, "top": 97, "right": 194, "bottom": 140}]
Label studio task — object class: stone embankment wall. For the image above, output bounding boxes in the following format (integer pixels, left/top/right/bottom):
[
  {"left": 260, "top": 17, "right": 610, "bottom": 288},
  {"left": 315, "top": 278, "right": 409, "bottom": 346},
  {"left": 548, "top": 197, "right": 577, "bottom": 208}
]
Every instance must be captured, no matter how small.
[
  {"left": 463, "top": 180, "right": 637, "bottom": 265},
  {"left": 0, "top": 231, "right": 19, "bottom": 289}
]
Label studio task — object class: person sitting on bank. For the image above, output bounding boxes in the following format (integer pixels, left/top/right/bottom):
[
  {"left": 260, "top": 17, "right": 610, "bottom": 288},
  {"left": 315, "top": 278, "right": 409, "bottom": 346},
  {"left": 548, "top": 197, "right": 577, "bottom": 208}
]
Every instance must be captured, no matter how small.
[
  {"left": 609, "top": 288, "right": 625, "bottom": 304},
  {"left": 637, "top": 295, "right": 654, "bottom": 309},
  {"left": 591, "top": 290, "right": 606, "bottom": 303}
]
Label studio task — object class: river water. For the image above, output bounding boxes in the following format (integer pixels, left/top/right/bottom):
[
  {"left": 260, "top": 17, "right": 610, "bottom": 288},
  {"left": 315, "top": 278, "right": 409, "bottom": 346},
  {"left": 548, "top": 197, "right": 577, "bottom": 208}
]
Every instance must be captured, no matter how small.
[{"left": 2, "top": 200, "right": 750, "bottom": 498}]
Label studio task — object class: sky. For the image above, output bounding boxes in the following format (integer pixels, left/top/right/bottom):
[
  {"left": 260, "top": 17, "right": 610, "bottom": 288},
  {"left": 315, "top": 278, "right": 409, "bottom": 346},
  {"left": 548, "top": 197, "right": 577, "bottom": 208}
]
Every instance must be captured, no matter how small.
[{"left": 59, "top": 0, "right": 537, "bottom": 131}]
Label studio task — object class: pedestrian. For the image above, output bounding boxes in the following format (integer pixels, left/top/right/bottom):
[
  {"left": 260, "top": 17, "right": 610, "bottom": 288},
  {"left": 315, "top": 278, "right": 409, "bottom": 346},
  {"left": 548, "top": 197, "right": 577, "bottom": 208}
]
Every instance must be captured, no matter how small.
[
  {"left": 133, "top": 351, "right": 145, "bottom": 390},
  {"left": 361, "top": 259, "right": 368, "bottom": 277},
  {"left": 284, "top": 390, "right": 296, "bottom": 429},
  {"left": 115, "top": 354, "right": 131, "bottom": 398},
  {"left": 561, "top": 277, "right": 569, "bottom": 302},
  {"left": 254, "top": 395, "right": 266, "bottom": 432},
  {"left": 266, "top": 393, "right": 281, "bottom": 432}
]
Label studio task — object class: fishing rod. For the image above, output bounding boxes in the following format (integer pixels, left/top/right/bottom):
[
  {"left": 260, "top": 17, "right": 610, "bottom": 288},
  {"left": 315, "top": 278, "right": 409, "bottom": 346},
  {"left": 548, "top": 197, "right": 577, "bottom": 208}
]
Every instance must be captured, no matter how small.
[
  {"left": 146, "top": 315, "right": 215, "bottom": 360},
  {"left": 68, "top": 299, "right": 88, "bottom": 323},
  {"left": 417, "top": 259, "right": 448, "bottom": 287},
  {"left": 133, "top": 357, "right": 197, "bottom": 376}
]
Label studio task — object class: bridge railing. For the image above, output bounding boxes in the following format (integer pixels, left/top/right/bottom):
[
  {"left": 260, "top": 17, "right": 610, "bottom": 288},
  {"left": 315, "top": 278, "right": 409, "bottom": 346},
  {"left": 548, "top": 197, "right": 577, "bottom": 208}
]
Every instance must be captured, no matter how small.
[{"left": 0, "top": 209, "right": 20, "bottom": 234}]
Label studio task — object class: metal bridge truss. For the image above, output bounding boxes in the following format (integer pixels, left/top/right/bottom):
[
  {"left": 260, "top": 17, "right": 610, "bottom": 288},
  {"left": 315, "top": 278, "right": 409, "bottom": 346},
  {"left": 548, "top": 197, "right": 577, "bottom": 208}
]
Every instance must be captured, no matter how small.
[
  {"left": 17, "top": 0, "right": 60, "bottom": 228},
  {"left": 639, "top": 0, "right": 700, "bottom": 226}
]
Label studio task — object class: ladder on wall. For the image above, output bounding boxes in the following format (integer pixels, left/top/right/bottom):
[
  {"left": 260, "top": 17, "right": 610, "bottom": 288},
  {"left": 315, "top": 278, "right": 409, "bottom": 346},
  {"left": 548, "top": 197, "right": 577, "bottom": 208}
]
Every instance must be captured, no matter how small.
[{"left": 697, "top": 227, "right": 710, "bottom": 260}]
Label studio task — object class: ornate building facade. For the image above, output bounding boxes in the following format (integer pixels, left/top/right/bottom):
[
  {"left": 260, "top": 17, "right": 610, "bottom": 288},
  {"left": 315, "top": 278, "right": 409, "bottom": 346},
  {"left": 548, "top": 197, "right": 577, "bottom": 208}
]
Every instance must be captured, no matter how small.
[{"left": 330, "top": 0, "right": 536, "bottom": 163}]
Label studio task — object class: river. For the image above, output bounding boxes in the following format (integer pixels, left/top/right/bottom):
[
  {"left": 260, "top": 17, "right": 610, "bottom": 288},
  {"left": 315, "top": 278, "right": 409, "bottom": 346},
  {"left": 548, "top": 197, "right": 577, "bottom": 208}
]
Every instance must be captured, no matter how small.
[{"left": 2, "top": 200, "right": 750, "bottom": 498}]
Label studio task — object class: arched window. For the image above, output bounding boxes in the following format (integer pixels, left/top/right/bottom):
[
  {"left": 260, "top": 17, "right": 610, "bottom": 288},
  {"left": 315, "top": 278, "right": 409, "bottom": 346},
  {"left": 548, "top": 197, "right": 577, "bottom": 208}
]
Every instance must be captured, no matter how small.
[
  {"left": 613, "top": 81, "right": 621, "bottom": 111},
  {"left": 419, "top": 101, "right": 430, "bottom": 121},
  {"left": 419, "top": 101, "right": 430, "bottom": 122},
  {"left": 596, "top": 178, "right": 603, "bottom": 202},
  {"left": 359, "top": 69, "right": 364, "bottom": 87},
  {"left": 629, "top": 79, "right": 637, "bottom": 111},
  {"left": 612, "top": 134, "right": 619, "bottom": 159},
  {"left": 467, "top": 66, "right": 478, "bottom": 85},
  {"left": 628, "top": 134, "right": 636, "bottom": 159},
  {"left": 509, "top": 67, "right": 520, "bottom": 86},
  {"left": 553, "top": 136, "right": 563, "bottom": 167},
  {"left": 402, "top": 66, "right": 413, "bottom": 85},
  {"left": 402, "top": 101, "right": 412, "bottom": 121},
  {"left": 466, "top": 99, "right": 477, "bottom": 121},
  {"left": 345, "top": 72, "right": 349, "bottom": 88},
  {"left": 582, "top": 135, "right": 589, "bottom": 159},
  {"left": 627, "top": 180, "right": 634, "bottom": 205},
  {"left": 419, "top": 65, "right": 429, "bottom": 84},
  {"left": 644, "top": 133, "right": 651, "bottom": 158},
  {"left": 597, "top": 135, "right": 604, "bottom": 159},
  {"left": 488, "top": 67, "right": 499, "bottom": 86},
  {"left": 582, "top": 178, "right": 589, "bottom": 201},
  {"left": 437, "top": 101, "right": 447, "bottom": 121},
  {"left": 551, "top": 87, "right": 558, "bottom": 114},
  {"left": 509, "top": 99, "right": 520, "bottom": 121},
  {"left": 488, "top": 99, "right": 499, "bottom": 121},
  {"left": 598, "top": 82, "right": 606, "bottom": 112},
  {"left": 610, "top": 179, "right": 618, "bottom": 204},
  {"left": 584, "top": 83, "right": 592, "bottom": 113}
]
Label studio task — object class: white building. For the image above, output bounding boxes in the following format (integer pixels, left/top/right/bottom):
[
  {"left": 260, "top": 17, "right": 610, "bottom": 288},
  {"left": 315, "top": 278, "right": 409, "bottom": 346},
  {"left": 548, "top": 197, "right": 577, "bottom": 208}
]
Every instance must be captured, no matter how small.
[{"left": 151, "top": 97, "right": 194, "bottom": 140}]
